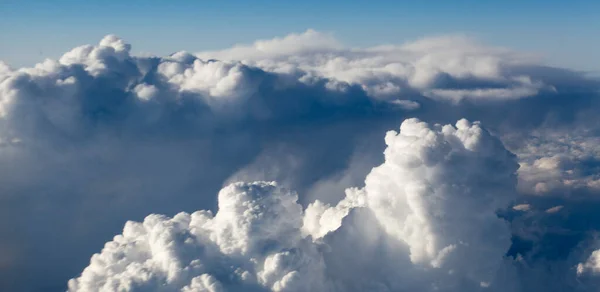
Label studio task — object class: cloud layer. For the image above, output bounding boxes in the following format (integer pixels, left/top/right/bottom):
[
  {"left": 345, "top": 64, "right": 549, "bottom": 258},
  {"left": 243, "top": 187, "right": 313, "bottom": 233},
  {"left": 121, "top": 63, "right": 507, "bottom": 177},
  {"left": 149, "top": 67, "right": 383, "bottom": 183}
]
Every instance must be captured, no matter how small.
[{"left": 0, "top": 30, "right": 599, "bottom": 291}]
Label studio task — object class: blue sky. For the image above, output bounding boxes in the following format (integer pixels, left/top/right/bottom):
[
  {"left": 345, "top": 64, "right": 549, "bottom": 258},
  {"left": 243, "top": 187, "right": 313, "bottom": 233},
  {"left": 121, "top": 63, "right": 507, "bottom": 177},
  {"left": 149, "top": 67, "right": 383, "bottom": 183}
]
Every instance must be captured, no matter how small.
[{"left": 1, "top": 0, "right": 599, "bottom": 71}]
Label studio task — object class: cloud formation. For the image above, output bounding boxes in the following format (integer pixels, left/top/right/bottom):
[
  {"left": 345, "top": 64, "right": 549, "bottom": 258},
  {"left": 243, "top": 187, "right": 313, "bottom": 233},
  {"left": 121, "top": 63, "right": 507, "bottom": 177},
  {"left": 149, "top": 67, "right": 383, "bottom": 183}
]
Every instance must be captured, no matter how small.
[
  {"left": 69, "top": 181, "right": 329, "bottom": 292},
  {"left": 196, "top": 33, "right": 553, "bottom": 102},
  {"left": 0, "top": 30, "right": 599, "bottom": 291},
  {"left": 70, "top": 118, "right": 519, "bottom": 291}
]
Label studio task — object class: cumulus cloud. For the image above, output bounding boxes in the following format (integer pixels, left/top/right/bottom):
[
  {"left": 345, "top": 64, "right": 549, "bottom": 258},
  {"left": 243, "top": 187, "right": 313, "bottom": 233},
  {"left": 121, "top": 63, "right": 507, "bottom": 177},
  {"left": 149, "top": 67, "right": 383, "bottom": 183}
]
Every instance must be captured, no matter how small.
[
  {"left": 69, "top": 182, "right": 329, "bottom": 292},
  {"left": 71, "top": 118, "right": 520, "bottom": 291},
  {"left": 304, "top": 118, "right": 519, "bottom": 290},
  {"left": 0, "top": 30, "right": 599, "bottom": 291},
  {"left": 157, "top": 55, "right": 261, "bottom": 104}
]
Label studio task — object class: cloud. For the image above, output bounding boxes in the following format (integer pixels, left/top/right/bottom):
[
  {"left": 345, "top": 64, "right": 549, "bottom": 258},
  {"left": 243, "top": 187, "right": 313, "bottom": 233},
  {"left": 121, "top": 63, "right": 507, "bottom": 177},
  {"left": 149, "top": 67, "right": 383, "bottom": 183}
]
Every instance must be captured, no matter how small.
[
  {"left": 68, "top": 181, "right": 330, "bottom": 292},
  {"left": 513, "top": 204, "right": 531, "bottom": 212},
  {"left": 196, "top": 31, "right": 555, "bottom": 103},
  {"left": 0, "top": 30, "right": 599, "bottom": 291},
  {"left": 71, "top": 118, "right": 520, "bottom": 291},
  {"left": 579, "top": 249, "right": 600, "bottom": 276},
  {"left": 196, "top": 29, "right": 342, "bottom": 62},
  {"left": 545, "top": 205, "right": 564, "bottom": 214},
  {"left": 0, "top": 34, "right": 381, "bottom": 291},
  {"left": 303, "top": 118, "right": 519, "bottom": 290},
  {"left": 72, "top": 115, "right": 600, "bottom": 291},
  {"left": 514, "top": 131, "right": 600, "bottom": 196},
  {"left": 389, "top": 99, "right": 421, "bottom": 110}
]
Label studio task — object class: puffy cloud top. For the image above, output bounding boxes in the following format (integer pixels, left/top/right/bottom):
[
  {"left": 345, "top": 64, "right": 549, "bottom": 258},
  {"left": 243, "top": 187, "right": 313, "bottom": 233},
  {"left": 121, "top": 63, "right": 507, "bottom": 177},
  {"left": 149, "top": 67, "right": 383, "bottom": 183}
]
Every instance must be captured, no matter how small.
[
  {"left": 69, "top": 182, "right": 329, "bottom": 292},
  {"left": 305, "top": 118, "right": 519, "bottom": 289}
]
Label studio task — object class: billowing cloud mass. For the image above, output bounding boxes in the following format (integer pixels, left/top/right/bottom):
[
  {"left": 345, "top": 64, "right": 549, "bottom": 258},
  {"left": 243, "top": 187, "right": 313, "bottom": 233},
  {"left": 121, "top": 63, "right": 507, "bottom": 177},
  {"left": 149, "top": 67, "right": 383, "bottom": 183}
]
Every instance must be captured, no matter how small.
[
  {"left": 69, "top": 181, "right": 329, "bottom": 292},
  {"left": 0, "top": 30, "right": 600, "bottom": 291},
  {"left": 70, "top": 118, "right": 518, "bottom": 291}
]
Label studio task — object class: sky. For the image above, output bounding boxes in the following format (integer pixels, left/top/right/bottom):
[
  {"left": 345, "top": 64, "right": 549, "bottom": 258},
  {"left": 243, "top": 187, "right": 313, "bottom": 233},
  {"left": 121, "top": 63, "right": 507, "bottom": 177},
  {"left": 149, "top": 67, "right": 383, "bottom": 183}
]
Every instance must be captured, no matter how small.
[{"left": 1, "top": 0, "right": 599, "bottom": 72}]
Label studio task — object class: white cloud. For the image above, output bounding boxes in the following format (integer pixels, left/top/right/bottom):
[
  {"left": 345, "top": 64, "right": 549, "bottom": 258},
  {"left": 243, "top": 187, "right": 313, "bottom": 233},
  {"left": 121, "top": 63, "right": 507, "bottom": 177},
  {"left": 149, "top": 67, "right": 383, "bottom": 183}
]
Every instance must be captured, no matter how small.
[
  {"left": 59, "top": 34, "right": 132, "bottom": 76},
  {"left": 545, "top": 205, "right": 564, "bottom": 214},
  {"left": 69, "top": 182, "right": 329, "bottom": 292},
  {"left": 513, "top": 204, "right": 531, "bottom": 212},
  {"left": 305, "top": 118, "right": 519, "bottom": 289},
  {"left": 157, "top": 59, "right": 261, "bottom": 103},
  {"left": 72, "top": 118, "right": 522, "bottom": 291},
  {"left": 424, "top": 85, "right": 543, "bottom": 102},
  {"left": 196, "top": 30, "right": 547, "bottom": 101},
  {"left": 389, "top": 99, "right": 420, "bottom": 110},
  {"left": 579, "top": 249, "right": 600, "bottom": 276},
  {"left": 0, "top": 31, "right": 599, "bottom": 291},
  {"left": 197, "top": 29, "right": 342, "bottom": 62},
  {"left": 133, "top": 83, "right": 158, "bottom": 101}
]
